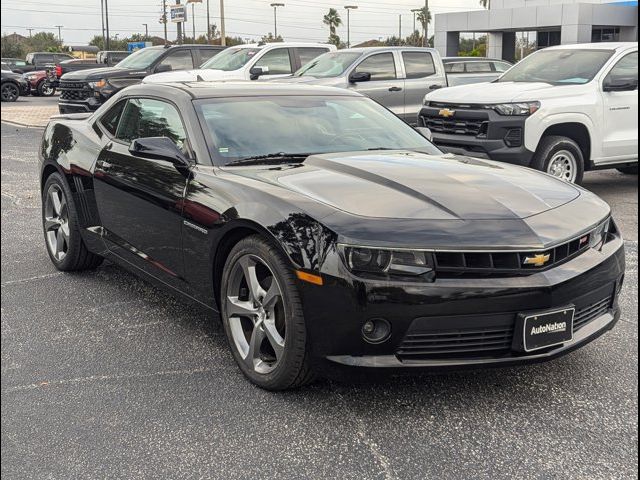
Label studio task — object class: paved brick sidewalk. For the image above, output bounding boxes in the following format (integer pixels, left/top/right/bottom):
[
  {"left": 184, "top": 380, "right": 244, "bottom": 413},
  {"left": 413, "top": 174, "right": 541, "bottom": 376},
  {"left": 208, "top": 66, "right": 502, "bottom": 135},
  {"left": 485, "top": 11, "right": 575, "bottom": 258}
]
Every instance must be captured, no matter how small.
[{"left": 1, "top": 98, "right": 59, "bottom": 128}]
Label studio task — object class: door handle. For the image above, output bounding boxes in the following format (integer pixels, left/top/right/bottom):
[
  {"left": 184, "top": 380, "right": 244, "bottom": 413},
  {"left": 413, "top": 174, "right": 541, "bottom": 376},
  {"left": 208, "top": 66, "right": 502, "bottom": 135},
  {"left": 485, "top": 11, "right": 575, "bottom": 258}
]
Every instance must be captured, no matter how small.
[
  {"left": 104, "top": 142, "right": 113, "bottom": 151},
  {"left": 389, "top": 86, "right": 403, "bottom": 92},
  {"left": 429, "top": 84, "right": 443, "bottom": 90}
]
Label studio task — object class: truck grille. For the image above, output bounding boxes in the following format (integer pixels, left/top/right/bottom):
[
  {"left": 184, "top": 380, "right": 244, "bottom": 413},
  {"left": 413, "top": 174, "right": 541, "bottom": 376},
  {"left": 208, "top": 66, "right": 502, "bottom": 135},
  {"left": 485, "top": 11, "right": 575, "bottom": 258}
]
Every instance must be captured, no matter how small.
[
  {"left": 397, "top": 295, "right": 614, "bottom": 360},
  {"left": 59, "top": 81, "right": 91, "bottom": 101},
  {"left": 422, "top": 117, "right": 487, "bottom": 137}
]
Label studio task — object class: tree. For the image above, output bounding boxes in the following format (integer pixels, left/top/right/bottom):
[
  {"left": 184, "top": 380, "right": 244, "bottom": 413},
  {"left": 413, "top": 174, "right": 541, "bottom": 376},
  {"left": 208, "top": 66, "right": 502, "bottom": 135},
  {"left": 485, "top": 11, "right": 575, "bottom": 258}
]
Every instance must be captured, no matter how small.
[
  {"left": 261, "top": 33, "right": 284, "bottom": 43},
  {"left": 327, "top": 33, "right": 345, "bottom": 49},
  {"left": 416, "top": 6, "right": 432, "bottom": 35},
  {"left": 323, "top": 8, "right": 342, "bottom": 36},
  {"left": 1, "top": 34, "right": 25, "bottom": 58}
]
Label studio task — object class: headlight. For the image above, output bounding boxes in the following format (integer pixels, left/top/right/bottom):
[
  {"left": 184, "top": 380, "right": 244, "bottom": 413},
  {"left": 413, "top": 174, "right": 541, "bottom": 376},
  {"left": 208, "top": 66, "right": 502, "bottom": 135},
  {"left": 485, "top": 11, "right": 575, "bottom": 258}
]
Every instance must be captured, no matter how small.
[
  {"left": 590, "top": 218, "right": 616, "bottom": 250},
  {"left": 89, "top": 79, "right": 107, "bottom": 89},
  {"left": 341, "top": 246, "right": 434, "bottom": 280},
  {"left": 493, "top": 102, "right": 540, "bottom": 116},
  {"left": 24, "top": 74, "right": 37, "bottom": 80}
]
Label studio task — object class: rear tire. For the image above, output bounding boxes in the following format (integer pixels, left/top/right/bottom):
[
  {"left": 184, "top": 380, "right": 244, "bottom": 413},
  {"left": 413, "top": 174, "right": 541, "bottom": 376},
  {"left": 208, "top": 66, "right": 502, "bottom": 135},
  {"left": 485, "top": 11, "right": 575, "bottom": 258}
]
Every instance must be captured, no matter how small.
[
  {"left": 617, "top": 165, "right": 638, "bottom": 175},
  {"left": 532, "top": 135, "right": 585, "bottom": 184},
  {"left": 220, "top": 235, "right": 314, "bottom": 390},
  {"left": 42, "top": 173, "right": 103, "bottom": 271},
  {"left": 1, "top": 82, "right": 20, "bottom": 102}
]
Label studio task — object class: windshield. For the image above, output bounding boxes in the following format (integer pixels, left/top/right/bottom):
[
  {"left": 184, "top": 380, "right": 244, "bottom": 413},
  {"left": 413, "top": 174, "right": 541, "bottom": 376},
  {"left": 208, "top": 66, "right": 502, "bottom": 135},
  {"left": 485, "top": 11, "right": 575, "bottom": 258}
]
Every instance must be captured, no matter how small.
[
  {"left": 200, "top": 47, "right": 261, "bottom": 71},
  {"left": 115, "top": 48, "right": 165, "bottom": 69},
  {"left": 295, "top": 52, "right": 362, "bottom": 78},
  {"left": 195, "top": 95, "right": 441, "bottom": 165},
  {"left": 498, "top": 49, "right": 615, "bottom": 85}
]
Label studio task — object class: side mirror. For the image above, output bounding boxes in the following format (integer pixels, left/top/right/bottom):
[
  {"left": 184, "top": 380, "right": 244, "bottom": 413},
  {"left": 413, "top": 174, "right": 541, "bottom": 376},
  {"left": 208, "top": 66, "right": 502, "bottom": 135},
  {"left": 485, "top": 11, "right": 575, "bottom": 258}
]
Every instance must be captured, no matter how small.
[
  {"left": 349, "top": 71, "right": 371, "bottom": 83},
  {"left": 154, "top": 63, "right": 172, "bottom": 74},
  {"left": 415, "top": 127, "right": 434, "bottom": 142},
  {"left": 603, "top": 77, "right": 638, "bottom": 92},
  {"left": 249, "top": 66, "right": 269, "bottom": 80},
  {"left": 129, "top": 137, "right": 191, "bottom": 168}
]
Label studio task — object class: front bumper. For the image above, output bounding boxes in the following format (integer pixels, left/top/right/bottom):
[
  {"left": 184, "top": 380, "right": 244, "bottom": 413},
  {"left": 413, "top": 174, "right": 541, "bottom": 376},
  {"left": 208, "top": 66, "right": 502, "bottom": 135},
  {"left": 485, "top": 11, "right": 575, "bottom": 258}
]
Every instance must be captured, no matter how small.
[
  {"left": 300, "top": 237, "right": 625, "bottom": 373},
  {"left": 418, "top": 105, "right": 535, "bottom": 167}
]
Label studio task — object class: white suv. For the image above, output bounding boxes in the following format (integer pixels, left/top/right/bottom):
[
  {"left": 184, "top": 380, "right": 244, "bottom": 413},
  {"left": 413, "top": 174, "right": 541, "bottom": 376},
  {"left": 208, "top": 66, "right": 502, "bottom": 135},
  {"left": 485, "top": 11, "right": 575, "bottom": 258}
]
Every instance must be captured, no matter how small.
[
  {"left": 419, "top": 43, "right": 638, "bottom": 183},
  {"left": 144, "top": 43, "right": 335, "bottom": 84}
]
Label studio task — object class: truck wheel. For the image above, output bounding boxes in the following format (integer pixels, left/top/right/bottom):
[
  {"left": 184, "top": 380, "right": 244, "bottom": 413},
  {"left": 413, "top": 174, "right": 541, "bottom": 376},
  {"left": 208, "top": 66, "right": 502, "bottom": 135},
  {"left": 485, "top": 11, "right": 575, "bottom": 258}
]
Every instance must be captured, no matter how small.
[
  {"left": 617, "top": 166, "right": 638, "bottom": 175},
  {"left": 37, "top": 81, "right": 55, "bottom": 97},
  {"left": 532, "top": 136, "right": 584, "bottom": 184},
  {"left": 1, "top": 82, "right": 20, "bottom": 102}
]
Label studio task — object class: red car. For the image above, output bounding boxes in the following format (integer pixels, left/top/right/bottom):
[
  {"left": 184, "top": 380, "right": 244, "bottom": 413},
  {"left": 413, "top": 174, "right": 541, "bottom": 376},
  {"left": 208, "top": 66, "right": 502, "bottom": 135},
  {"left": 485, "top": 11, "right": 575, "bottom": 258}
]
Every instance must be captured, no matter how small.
[{"left": 23, "top": 69, "right": 56, "bottom": 96}]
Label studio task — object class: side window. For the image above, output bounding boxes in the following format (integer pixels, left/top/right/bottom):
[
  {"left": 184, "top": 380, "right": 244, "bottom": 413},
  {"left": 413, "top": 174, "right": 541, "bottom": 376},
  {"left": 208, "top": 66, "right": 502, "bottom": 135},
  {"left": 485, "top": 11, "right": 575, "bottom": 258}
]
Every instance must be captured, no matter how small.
[
  {"left": 402, "top": 52, "right": 436, "bottom": 79},
  {"left": 115, "top": 98, "right": 187, "bottom": 150},
  {"left": 99, "top": 100, "right": 126, "bottom": 136},
  {"left": 494, "top": 61, "right": 512, "bottom": 73},
  {"left": 256, "top": 48, "right": 293, "bottom": 75},
  {"left": 158, "top": 50, "right": 194, "bottom": 71},
  {"left": 355, "top": 53, "right": 397, "bottom": 81},
  {"left": 37, "top": 55, "right": 55, "bottom": 65},
  {"left": 465, "top": 62, "right": 493, "bottom": 73},
  {"left": 444, "top": 62, "right": 464, "bottom": 74},
  {"left": 198, "top": 48, "right": 221, "bottom": 66},
  {"left": 605, "top": 52, "right": 638, "bottom": 87},
  {"left": 297, "top": 48, "right": 330, "bottom": 67}
]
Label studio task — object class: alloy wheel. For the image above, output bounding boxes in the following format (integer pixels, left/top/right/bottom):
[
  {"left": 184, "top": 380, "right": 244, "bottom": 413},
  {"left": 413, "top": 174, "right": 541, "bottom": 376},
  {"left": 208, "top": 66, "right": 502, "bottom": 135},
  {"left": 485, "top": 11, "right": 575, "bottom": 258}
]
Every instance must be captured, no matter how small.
[
  {"left": 41, "top": 84, "right": 54, "bottom": 96},
  {"left": 1, "top": 84, "right": 19, "bottom": 102},
  {"left": 225, "top": 254, "right": 286, "bottom": 375},
  {"left": 43, "top": 184, "right": 70, "bottom": 261},
  {"left": 547, "top": 150, "right": 578, "bottom": 183}
]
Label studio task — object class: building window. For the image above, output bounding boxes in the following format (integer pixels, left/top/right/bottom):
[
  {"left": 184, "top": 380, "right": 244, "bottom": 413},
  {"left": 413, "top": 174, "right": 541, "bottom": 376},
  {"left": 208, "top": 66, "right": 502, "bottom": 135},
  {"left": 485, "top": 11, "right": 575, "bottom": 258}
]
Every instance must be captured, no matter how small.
[
  {"left": 537, "top": 31, "right": 561, "bottom": 49},
  {"left": 592, "top": 27, "right": 621, "bottom": 43}
]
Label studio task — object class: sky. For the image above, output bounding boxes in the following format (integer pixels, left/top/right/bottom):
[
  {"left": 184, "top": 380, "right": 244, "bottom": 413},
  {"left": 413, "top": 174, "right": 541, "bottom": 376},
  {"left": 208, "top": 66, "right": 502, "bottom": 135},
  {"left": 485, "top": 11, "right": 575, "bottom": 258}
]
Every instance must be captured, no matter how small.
[{"left": 0, "top": 0, "right": 484, "bottom": 45}]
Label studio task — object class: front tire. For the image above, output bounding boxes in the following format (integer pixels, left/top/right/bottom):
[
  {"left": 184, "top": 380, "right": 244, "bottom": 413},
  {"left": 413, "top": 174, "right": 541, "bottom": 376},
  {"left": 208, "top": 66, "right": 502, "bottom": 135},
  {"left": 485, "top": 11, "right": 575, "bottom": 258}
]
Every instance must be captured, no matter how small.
[
  {"left": 220, "top": 235, "right": 314, "bottom": 390},
  {"left": 617, "top": 165, "right": 638, "bottom": 175},
  {"left": 42, "top": 173, "right": 103, "bottom": 271},
  {"left": 1, "top": 82, "right": 20, "bottom": 102},
  {"left": 532, "top": 135, "right": 585, "bottom": 184},
  {"left": 37, "top": 80, "right": 55, "bottom": 97}
]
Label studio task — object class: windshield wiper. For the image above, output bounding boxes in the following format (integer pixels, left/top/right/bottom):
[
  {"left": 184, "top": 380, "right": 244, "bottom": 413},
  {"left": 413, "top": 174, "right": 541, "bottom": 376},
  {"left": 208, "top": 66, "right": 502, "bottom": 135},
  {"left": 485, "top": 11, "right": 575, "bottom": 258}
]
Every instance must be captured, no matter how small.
[{"left": 226, "top": 152, "right": 315, "bottom": 166}]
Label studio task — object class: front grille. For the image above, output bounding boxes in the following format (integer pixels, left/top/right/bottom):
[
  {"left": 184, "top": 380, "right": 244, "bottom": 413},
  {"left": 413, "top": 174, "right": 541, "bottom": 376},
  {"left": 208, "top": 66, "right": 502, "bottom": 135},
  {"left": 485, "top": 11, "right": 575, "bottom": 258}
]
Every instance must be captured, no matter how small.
[
  {"left": 59, "top": 81, "right": 91, "bottom": 101},
  {"left": 434, "top": 234, "right": 592, "bottom": 278},
  {"left": 422, "top": 116, "right": 487, "bottom": 137},
  {"left": 396, "top": 294, "right": 613, "bottom": 361}
]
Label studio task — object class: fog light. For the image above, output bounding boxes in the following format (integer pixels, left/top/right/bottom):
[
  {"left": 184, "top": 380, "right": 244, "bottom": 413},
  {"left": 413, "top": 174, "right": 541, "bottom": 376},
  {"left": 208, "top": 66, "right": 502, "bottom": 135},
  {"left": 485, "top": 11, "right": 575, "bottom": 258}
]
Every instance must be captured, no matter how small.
[{"left": 362, "top": 318, "right": 391, "bottom": 344}]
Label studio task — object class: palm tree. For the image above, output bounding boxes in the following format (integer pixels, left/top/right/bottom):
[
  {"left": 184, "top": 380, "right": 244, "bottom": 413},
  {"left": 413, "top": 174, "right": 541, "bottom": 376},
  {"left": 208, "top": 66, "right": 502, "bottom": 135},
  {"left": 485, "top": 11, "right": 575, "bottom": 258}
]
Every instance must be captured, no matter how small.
[
  {"left": 416, "top": 6, "right": 431, "bottom": 33},
  {"left": 323, "top": 8, "right": 343, "bottom": 36}
]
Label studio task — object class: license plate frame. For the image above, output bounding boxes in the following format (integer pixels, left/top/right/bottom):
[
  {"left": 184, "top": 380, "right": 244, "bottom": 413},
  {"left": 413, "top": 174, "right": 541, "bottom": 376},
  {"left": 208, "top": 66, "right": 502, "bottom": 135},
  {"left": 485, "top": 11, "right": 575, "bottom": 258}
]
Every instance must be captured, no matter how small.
[{"left": 516, "top": 307, "right": 575, "bottom": 353}]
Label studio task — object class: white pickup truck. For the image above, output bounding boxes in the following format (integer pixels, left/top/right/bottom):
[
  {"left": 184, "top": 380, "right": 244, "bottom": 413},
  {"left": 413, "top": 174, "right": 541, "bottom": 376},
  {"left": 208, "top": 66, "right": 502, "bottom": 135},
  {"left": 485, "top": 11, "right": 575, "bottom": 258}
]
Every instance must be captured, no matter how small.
[{"left": 419, "top": 43, "right": 638, "bottom": 183}]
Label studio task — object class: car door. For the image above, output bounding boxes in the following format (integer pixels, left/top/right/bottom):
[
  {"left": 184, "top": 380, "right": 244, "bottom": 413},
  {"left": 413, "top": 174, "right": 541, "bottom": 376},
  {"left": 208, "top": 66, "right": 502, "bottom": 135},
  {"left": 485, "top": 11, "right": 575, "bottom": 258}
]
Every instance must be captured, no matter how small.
[
  {"left": 251, "top": 47, "right": 295, "bottom": 80},
  {"left": 348, "top": 52, "right": 405, "bottom": 118},
  {"left": 93, "top": 97, "right": 191, "bottom": 284},
  {"left": 401, "top": 50, "right": 446, "bottom": 124},
  {"left": 600, "top": 51, "right": 638, "bottom": 162}
]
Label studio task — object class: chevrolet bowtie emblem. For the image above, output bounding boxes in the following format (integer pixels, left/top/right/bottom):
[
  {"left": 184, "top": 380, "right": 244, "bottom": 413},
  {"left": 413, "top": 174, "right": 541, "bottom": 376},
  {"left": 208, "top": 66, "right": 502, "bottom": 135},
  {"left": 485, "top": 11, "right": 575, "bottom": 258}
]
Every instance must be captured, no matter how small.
[
  {"left": 439, "top": 108, "right": 456, "bottom": 118},
  {"left": 523, "top": 253, "right": 551, "bottom": 268}
]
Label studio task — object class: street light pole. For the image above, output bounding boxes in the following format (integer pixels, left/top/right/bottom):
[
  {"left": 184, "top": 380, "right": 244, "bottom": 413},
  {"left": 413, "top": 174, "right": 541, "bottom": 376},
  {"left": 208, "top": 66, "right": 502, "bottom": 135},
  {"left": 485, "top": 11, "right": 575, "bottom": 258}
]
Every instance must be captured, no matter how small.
[
  {"left": 423, "top": 0, "right": 428, "bottom": 47},
  {"left": 142, "top": 23, "right": 148, "bottom": 40},
  {"left": 176, "top": 0, "right": 183, "bottom": 44},
  {"left": 192, "top": 2, "right": 196, "bottom": 40},
  {"left": 411, "top": 8, "right": 420, "bottom": 35},
  {"left": 270, "top": 3, "right": 284, "bottom": 39},
  {"left": 344, "top": 5, "right": 357, "bottom": 48},
  {"left": 162, "top": 0, "right": 168, "bottom": 45},
  {"left": 100, "top": 0, "right": 106, "bottom": 48},
  {"left": 206, "top": 0, "right": 211, "bottom": 43},
  {"left": 105, "top": 0, "right": 110, "bottom": 49}
]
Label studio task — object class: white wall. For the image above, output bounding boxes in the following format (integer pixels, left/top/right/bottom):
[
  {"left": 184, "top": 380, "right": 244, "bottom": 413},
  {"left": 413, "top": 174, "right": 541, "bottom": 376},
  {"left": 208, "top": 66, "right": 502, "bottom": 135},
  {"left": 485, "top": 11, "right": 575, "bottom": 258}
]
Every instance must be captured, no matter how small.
[{"left": 493, "top": 0, "right": 633, "bottom": 7}]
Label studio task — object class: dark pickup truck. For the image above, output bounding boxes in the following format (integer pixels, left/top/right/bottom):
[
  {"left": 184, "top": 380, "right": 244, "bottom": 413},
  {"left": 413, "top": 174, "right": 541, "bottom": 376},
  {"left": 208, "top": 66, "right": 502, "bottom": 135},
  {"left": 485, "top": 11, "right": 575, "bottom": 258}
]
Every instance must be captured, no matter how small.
[
  {"left": 46, "top": 52, "right": 131, "bottom": 88},
  {"left": 58, "top": 44, "right": 225, "bottom": 113},
  {"left": 2, "top": 53, "right": 74, "bottom": 74}
]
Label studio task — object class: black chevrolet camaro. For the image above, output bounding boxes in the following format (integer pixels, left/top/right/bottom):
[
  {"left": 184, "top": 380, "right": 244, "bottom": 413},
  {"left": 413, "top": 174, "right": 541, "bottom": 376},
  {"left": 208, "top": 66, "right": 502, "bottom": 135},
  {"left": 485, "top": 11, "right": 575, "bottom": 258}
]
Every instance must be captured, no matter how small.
[{"left": 39, "top": 82, "right": 625, "bottom": 390}]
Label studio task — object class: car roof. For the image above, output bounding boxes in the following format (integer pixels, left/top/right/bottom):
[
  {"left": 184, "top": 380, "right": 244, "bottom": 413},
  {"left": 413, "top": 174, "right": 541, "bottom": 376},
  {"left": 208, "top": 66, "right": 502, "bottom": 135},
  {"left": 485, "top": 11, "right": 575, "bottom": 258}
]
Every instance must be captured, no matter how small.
[
  {"left": 443, "top": 57, "right": 509, "bottom": 63},
  {"left": 543, "top": 42, "right": 637, "bottom": 51},
  {"left": 124, "top": 81, "right": 362, "bottom": 99},
  {"left": 340, "top": 46, "right": 438, "bottom": 54},
  {"left": 227, "top": 42, "right": 333, "bottom": 49}
]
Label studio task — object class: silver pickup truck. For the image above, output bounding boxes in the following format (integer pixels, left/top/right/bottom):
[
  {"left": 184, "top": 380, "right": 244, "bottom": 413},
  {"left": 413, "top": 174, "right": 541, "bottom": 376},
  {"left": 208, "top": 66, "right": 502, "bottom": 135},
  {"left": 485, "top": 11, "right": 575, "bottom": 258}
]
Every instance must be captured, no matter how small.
[{"left": 276, "top": 47, "right": 508, "bottom": 125}]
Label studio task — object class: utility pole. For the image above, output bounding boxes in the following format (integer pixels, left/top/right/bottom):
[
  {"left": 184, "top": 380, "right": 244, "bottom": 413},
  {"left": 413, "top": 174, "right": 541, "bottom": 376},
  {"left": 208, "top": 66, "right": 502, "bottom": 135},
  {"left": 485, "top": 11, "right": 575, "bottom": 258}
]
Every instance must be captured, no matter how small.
[
  {"left": 411, "top": 8, "right": 420, "bottom": 34},
  {"left": 162, "top": 0, "right": 168, "bottom": 45},
  {"left": 27, "top": 28, "right": 33, "bottom": 38},
  {"left": 105, "top": 0, "right": 111, "bottom": 49},
  {"left": 100, "top": 0, "right": 106, "bottom": 48},
  {"left": 142, "top": 23, "right": 149, "bottom": 40},
  {"left": 270, "top": 3, "right": 284, "bottom": 39},
  {"left": 191, "top": 2, "right": 196, "bottom": 40},
  {"left": 54, "top": 25, "right": 63, "bottom": 44},
  {"left": 176, "top": 0, "right": 183, "bottom": 44},
  {"left": 219, "top": 0, "right": 226, "bottom": 46},
  {"left": 423, "top": 0, "right": 428, "bottom": 47},
  {"left": 344, "top": 5, "right": 357, "bottom": 48},
  {"left": 398, "top": 15, "right": 402, "bottom": 40},
  {"left": 206, "top": 0, "right": 211, "bottom": 43}
]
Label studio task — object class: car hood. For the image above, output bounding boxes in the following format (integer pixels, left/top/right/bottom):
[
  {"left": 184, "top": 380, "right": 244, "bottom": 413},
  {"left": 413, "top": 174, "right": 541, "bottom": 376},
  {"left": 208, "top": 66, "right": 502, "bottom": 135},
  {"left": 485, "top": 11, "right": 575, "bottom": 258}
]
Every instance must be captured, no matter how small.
[
  {"left": 227, "top": 151, "right": 581, "bottom": 221},
  {"left": 61, "top": 67, "right": 137, "bottom": 81},
  {"left": 427, "top": 81, "right": 581, "bottom": 103},
  {"left": 271, "top": 75, "right": 341, "bottom": 86},
  {"left": 143, "top": 68, "right": 243, "bottom": 83}
]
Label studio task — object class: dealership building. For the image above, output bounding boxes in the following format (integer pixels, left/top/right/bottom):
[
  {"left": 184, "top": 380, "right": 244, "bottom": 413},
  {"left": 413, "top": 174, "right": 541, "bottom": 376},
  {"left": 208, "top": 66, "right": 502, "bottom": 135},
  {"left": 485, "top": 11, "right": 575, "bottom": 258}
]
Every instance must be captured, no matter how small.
[{"left": 434, "top": 0, "right": 639, "bottom": 62}]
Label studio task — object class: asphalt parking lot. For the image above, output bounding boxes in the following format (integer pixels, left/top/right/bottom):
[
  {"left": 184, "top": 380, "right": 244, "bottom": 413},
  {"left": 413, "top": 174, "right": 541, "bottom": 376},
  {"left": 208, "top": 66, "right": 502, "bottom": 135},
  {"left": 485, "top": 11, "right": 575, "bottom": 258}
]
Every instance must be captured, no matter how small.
[{"left": 1, "top": 121, "right": 638, "bottom": 479}]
